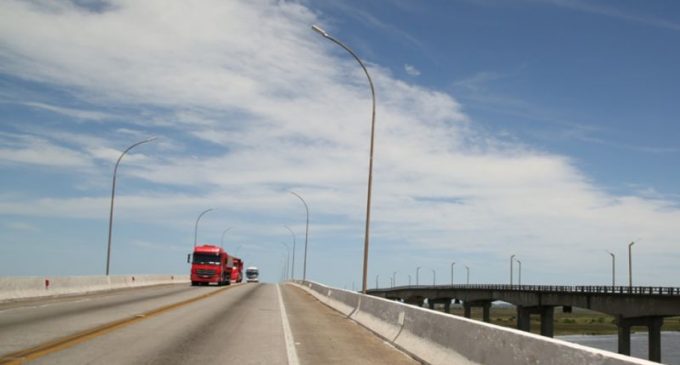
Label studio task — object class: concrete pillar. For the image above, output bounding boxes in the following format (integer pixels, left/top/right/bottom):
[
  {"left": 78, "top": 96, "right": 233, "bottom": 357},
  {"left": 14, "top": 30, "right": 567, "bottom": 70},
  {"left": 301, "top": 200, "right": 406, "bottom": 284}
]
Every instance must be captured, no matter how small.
[
  {"left": 482, "top": 302, "right": 491, "bottom": 323},
  {"left": 616, "top": 318, "right": 631, "bottom": 356},
  {"left": 616, "top": 316, "right": 664, "bottom": 362},
  {"left": 444, "top": 300, "right": 451, "bottom": 313},
  {"left": 540, "top": 307, "right": 554, "bottom": 337},
  {"left": 516, "top": 306, "right": 531, "bottom": 331},
  {"left": 428, "top": 299, "right": 435, "bottom": 310},
  {"left": 648, "top": 317, "right": 663, "bottom": 363},
  {"left": 464, "top": 303, "right": 472, "bottom": 318}
]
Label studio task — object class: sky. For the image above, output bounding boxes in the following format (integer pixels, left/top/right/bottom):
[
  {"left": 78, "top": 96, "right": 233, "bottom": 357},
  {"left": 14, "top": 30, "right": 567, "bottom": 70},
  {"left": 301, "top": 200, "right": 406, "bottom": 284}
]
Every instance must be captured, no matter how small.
[{"left": 0, "top": 0, "right": 679, "bottom": 288}]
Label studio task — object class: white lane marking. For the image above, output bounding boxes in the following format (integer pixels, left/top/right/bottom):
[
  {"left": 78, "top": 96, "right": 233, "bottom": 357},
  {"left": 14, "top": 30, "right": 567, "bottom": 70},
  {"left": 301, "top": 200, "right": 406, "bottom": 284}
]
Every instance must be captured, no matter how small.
[{"left": 277, "top": 284, "right": 300, "bottom": 365}]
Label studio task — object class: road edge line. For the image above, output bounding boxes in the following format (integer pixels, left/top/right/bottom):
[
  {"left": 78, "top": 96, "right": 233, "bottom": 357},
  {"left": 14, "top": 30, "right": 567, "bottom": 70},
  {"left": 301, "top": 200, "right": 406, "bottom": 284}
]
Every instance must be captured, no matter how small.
[{"left": 277, "top": 284, "right": 300, "bottom": 365}]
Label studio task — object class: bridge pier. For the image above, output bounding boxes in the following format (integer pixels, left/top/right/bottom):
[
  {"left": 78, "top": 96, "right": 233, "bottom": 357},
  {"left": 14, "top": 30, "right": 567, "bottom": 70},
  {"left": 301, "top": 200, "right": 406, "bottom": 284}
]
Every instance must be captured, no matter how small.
[
  {"left": 616, "top": 316, "right": 664, "bottom": 363},
  {"left": 463, "top": 300, "right": 492, "bottom": 323},
  {"left": 404, "top": 296, "right": 424, "bottom": 307},
  {"left": 516, "top": 305, "right": 555, "bottom": 337}
]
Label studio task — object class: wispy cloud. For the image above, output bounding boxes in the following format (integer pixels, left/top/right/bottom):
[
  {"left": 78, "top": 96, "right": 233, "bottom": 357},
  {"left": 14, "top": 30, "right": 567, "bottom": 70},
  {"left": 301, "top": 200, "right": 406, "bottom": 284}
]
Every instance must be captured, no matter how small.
[
  {"left": 22, "top": 102, "right": 112, "bottom": 121},
  {"left": 404, "top": 64, "right": 421, "bottom": 76},
  {"left": 535, "top": 0, "right": 680, "bottom": 32}
]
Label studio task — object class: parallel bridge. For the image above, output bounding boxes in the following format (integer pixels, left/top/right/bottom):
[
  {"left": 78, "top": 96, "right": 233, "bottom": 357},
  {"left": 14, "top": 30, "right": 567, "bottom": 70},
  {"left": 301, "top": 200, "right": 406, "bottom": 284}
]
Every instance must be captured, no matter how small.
[{"left": 367, "top": 284, "right": 680, "bottom": 363}]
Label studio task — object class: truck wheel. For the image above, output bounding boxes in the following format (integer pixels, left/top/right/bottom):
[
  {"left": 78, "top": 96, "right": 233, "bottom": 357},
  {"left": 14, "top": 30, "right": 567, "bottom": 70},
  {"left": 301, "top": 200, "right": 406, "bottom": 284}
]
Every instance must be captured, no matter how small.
[{"left": 191, "top": 281, "right": 197, "bottom": 286}]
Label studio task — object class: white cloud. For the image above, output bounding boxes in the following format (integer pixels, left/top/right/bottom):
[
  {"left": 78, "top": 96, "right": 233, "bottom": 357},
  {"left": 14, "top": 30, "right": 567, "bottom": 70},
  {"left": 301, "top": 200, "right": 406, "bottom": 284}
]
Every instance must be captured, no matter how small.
[
  {"left": 0, "top": 0, "right": 678, "bottom": 285},
  {"left": 404, "top": 64, "right": 421, "bottom": 76}
]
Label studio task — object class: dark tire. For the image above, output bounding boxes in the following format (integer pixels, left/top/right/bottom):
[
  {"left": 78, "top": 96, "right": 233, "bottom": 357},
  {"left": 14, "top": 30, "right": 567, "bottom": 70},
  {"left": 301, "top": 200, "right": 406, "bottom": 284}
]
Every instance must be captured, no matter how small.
[{"left": 191, "top": 281, "right": 198, "bottom": 286}]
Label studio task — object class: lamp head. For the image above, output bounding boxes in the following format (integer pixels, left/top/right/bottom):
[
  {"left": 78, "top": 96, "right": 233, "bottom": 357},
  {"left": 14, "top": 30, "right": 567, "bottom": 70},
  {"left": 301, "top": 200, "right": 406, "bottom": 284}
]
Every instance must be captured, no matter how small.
[{"left": 312, "top": 24, "right": 328, "bottom": 37}]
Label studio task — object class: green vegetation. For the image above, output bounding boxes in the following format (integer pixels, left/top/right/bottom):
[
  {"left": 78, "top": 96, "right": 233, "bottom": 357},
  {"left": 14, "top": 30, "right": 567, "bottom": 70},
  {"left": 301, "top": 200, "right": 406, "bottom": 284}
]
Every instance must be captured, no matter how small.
[{"left": 442, "top": 306, "right": 680, "bottom": 336}]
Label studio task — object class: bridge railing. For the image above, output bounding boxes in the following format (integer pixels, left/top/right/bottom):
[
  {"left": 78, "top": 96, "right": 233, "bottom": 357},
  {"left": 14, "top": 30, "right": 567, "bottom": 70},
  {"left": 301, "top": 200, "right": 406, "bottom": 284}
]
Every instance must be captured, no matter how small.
[{"left": 370, "top": 284, "right": 680, "bottom": 296}]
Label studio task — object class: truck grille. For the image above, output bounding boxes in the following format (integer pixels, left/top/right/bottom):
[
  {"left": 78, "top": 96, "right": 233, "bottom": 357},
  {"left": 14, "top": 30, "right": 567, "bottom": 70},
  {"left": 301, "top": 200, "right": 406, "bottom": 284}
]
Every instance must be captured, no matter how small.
[{"left": 197, "top": 269, "right": 216, "bottom": 276}]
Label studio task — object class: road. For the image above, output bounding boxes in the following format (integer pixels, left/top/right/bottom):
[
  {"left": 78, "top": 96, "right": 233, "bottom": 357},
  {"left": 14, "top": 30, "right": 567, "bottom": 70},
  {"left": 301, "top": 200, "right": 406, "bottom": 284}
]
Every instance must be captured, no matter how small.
[{"left": 0, "top": 283, "right": 419, "bottom": 364}]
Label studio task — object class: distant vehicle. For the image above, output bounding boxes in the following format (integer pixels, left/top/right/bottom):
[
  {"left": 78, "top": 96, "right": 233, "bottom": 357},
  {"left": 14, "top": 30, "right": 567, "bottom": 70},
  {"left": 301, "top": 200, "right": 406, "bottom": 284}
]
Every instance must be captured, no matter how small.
[
  {"left": 189, "top": 244, "right": 240, "bottom": 286},
  {"left": 246, "top": 266, "right": 259, "bottom": 283},
  {"left": 231, "top": 257, "right": 244, "bottom": 283}
]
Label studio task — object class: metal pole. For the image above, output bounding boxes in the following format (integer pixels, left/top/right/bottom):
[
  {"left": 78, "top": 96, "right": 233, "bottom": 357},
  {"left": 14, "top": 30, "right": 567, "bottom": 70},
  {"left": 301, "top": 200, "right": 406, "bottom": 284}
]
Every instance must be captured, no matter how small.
[
  {"left": 106, "top": 137, "right": 156, "bottom": 276},
  {"left": 290, "top": 192, "right": 309, "bottom": 282},
  {"left": 465, "top": 265, "right": 470, "bottom": 285},
  {"left": 392, "top": 271, "right": 397, "bottom": 287},
  {"left": 517, "top": 260, "right": 522, "bottom": 286},
  {"left": 450, "top": 261, "right": 455, "bottom": 285},
  {"left": 313, "top": 25, "right": 376, "bottom": 294},
  {"left": 432, "top": 269, "right": 436, "bottom": 285},
  {"left": 280, "top": 242, "right": 290, "bottom": 281},
  {"left": 194, "top": 208, "right": 214, "bottom": 248},
  {"left": 408, "top": 274, "right": 412, "bottom": 286},
  {"left": 628, "top": 241, "right": 635, "bottom": 288},
  {"left": 220, "top": 227, "right": 232, "bottom": 249},
  {"left": 376, "top": 274, "right": 379, "bottom": 289},
  {"left": 284, "top": 225, "right": 296, "bottom": 279},
  {"left": 510, "top": 254, "right": 515, "bottom": 286},
  {"left": 607, "top": 250, "right": 616, "bottom": 287},
  {"left": 416, "top": 266, "right": 421, "bottom": 285}
]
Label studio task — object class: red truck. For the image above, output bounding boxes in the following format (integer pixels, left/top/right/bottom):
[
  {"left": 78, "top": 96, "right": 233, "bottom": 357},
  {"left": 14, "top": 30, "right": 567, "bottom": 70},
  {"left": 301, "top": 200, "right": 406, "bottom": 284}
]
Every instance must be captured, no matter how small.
[
  {"left": 231, "top": 257, "right": 243, "bottom": 283},
  {"left": 189, "top": 244, "right": 240, "bottom": 286}
]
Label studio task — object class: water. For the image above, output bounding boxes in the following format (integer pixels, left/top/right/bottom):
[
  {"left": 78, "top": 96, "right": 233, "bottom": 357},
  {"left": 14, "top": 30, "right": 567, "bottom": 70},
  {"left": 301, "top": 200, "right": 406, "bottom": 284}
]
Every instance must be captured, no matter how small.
[{"left": 558, "top": 332, "right": 680, "bottom": 364}]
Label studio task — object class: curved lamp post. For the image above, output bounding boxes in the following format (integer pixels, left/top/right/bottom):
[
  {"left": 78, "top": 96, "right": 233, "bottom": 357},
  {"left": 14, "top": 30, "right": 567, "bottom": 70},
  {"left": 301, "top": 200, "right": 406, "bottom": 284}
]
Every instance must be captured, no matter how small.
[
  {"left": 432, "top": 269, "right": 436, "bottom": 286},
  {"left": 194, "top": 208, "right": 214, "bottom": 248},
  {"left": 465, "top": 265, "right": 470, "bottom": 285},
  {"left": 290, "top": 192, "right": 309, "bottom": 281},
  {"left": 106, "top": 137, "right": 156, "bottom": 275},
  {"left": 392, "top": 271, "right": 397, "bottom": 287},
  {"left": 510, "top": 254, "right": 516, "bottom": 286},
  {"left": 375, "top": 274, "right": 379, "bottom": 289},
  {"left": 450, "top": 261, "right": 455, "bottom": 285},
  {"left": 284, "top": 225, "right": 297, "bottom": 280},
  {"left": 280, "top": 242, "right": 290, "bottom": 281},
  {"left": 220, "top": 227, "right": 232, "bottom": 249},
  {"left": 416, "top": 266, "right": 422, "bottom": 286},
  {"left": 517, "top": 260, "right": 522, "bottom": 286},
  {"left": 312, "top": 25, "right": 376, "bottom": 294},
  {"left": 628, "top": 241, "right": 635, "bottom": 288},
  {"left": 607, "top": 250, "right": 616, "bottom": 288}
]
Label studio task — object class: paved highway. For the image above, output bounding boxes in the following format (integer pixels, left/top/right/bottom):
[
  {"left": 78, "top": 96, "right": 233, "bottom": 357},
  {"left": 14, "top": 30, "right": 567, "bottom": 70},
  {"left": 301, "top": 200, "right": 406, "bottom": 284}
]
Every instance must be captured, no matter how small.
[{"left": 0, "top": 283, "right": 418, "bottom": 364}]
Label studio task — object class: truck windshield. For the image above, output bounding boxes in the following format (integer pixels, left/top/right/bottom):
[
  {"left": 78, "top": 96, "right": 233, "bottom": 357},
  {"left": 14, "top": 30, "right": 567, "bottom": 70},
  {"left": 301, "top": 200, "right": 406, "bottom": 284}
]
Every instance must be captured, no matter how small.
[{"left": 193, "top": 253, "right": 221, "bottom": 265}]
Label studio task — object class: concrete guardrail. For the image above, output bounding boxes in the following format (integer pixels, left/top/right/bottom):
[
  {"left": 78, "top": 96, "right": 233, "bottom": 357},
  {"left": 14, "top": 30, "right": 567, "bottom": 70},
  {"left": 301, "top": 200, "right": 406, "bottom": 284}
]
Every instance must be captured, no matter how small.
[
  {"left": 0, "top": 274, "right": 189, "bottom": 303},
  {"left": 293, "top": 280, "right": 656, "bottom": 365}
]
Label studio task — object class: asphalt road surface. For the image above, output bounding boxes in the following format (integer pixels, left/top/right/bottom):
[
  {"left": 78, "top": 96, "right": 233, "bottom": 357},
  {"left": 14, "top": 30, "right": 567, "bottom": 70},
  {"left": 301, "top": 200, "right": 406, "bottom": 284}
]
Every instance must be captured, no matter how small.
[{"left": 0, "top": 283, "right": 419, "bottom": 364}]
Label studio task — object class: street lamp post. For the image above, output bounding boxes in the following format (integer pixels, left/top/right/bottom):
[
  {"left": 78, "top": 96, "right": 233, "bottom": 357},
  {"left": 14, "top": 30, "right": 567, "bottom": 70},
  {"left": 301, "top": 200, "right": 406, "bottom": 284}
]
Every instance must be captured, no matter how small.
[
  {"left": 465, "top": 265, "right": 470, "bottom": 285},
  {"left": 375, "top": 274, "right": 379, "bottom": 289},
  {"left": 290, "top": 192, "right": 309, "bottom": 282},
  {"left": 106, "top": 137, "right": 156, "bottom": 275},
  {"left": 432, "top": 269, "right": 436, "bottom": 286},
  {"left": 408, "top": 274, "right": 412, "bottom": 286},
  {"left": 450, "top": 261, "right": 455, "bottom": 285},
  {"left": 416, "top": 266, "right": 422, "bottom": 286},
  {"left": 392, "top": 271, "right": 397, "bottom": 288},
  {"left": 510, "top": 254, "right": 516, "bottom": 286},
  {"left": 280, "top": 242, "right": 290, "bottom": 281},
  {"left": 312, "top": 25, "right": 377, "bottom": 294},
  {"left": 284, "top": 225, "right": 296, "bottom": 280},
  {"left": 220, "top": 227, "right": 232, "bottom": 249},
  {"left": 517, "top": 260, "right": 522, "bottom": 286},
  {"left": 194, "top": 208, "right": 214, "bottom": 248},
  {"left": 628, "top": 241, "right": 635, "bottom": 288},
  {"left": 607, "top": 250, "right": 616, "bottom": 288}
]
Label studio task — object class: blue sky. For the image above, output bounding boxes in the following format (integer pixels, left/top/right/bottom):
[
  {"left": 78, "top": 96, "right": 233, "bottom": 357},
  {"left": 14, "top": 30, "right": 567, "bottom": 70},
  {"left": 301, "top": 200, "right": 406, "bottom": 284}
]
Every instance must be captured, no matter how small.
[{"left": 0, "top": 0, "right": 679, "bottom": 288}]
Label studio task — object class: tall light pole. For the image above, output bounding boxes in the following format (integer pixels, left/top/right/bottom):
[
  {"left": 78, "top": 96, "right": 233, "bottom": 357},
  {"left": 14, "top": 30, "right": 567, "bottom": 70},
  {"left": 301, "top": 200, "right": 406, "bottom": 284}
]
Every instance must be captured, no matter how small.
[
  {"left": 432, "top": 269, "right": 436, "bottom": 286},
  {"left": 628, "top": 241, "right": 635, "bottom": 288},
  {"left": 607, "top": 250, "right": 616, "bottom": 288},
  {"left": 284, "top": 225, "right": 296, "bottom": 279},
  {"left": 220, "top": 227, "right": 232, "bottom": 249},
  {"left": 416, "top": 266, "right": 422, "bottom": 285},
  {"left": 312, "top": 25, "right": 377, "bottom": 294},
  {"left": 194, "top": 208, "right": 214, "bottom": 248},
  {"left": 280, "top": 242, "right": 290, "bottom": 281},
  {"left": 290, "top": 192, "right": 309, "bottom": 281},
  {"left": 465, "top": 265, "right": 470, "bottom": 285},
  {"left": 450, "top": 261, "right": 455, "bottom": 285},
  {"left": 392, "top": 271, "right": 397, "bottom": 287},
  {"left": 408, "top": 274, "right": 412, "bottom": 286},
  {"left": 517, "top": 260, "right": 522, "bottom": 286},
  {"left": 510, "top": 254, "right": 516, "bottom": 286},
  {"left": 375, "top": 274, "right": 379, "bottom": 289},
  {"left": 106, "top": 137, "right": 156, "bottom": 275}
]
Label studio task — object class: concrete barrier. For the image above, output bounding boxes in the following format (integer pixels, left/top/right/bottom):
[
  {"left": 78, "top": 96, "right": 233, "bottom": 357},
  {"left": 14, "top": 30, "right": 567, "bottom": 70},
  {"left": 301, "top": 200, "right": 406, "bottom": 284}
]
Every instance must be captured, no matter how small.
[
  {"left": 294, "top": 281, "right": 656, "bottom": 365},
  {"left": 0, "top": 274, "right": 189, "bottom": 303}
]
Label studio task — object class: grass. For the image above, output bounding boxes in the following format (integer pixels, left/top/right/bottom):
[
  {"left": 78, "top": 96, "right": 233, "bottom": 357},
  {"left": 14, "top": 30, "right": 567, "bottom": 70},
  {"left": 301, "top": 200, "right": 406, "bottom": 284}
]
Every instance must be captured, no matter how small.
[{"left": 440, "top": 306, "right": 680, "bottom": 336}]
